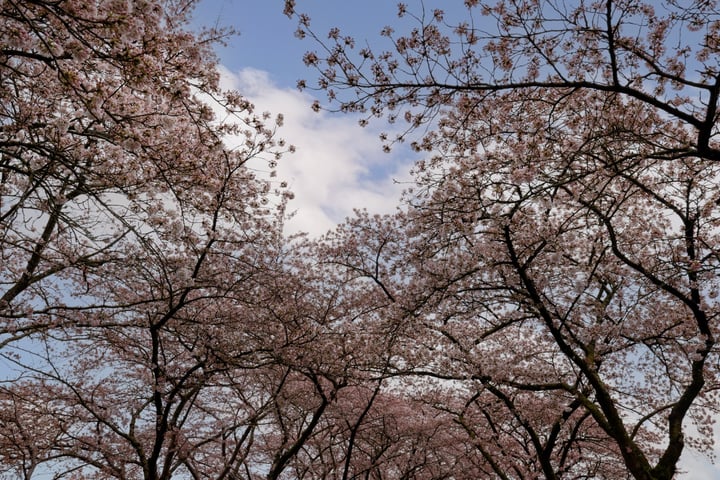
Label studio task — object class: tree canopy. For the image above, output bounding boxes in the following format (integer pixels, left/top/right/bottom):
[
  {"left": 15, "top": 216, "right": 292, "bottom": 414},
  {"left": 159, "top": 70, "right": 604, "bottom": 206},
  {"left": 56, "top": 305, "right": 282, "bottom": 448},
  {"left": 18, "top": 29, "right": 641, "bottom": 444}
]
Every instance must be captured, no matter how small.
[
  {"left": 287, "top": 0, "right": 720, "bottom": 478},
  {"left": 2, "top": 0, "right": 720, "bottom": 479}
]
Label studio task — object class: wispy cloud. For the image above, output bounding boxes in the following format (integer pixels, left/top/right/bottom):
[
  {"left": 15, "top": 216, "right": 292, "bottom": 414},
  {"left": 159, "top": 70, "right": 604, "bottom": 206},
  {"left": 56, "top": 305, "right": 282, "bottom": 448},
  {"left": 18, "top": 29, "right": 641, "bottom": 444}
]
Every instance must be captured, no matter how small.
[{"left": 219, "top": 67, "right": 414, "bottom": 237}]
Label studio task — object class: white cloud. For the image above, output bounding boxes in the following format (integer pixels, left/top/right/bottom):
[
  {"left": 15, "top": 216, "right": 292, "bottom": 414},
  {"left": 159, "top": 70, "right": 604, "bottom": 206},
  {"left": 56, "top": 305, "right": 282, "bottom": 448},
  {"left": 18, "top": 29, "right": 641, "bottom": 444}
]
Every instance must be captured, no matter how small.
[{"left": 218, "top": 66, "right": 414, "bottom": 237}]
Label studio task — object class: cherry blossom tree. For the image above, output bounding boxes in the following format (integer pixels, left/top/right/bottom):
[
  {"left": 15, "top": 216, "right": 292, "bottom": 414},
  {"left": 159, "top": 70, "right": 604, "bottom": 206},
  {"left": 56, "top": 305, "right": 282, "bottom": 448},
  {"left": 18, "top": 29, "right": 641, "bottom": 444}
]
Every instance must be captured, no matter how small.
[
  {"left": 0, "top": 0, "right": 288, "bottom": 345},
  {"left": 287, "top": 0, "right": 720, "bottom": 478},
  {"left": 0, "top": 7, "right": 417, "bottom": 469},
  {"left": 0, "top": 1, "right": 342, "bottom": 479}
]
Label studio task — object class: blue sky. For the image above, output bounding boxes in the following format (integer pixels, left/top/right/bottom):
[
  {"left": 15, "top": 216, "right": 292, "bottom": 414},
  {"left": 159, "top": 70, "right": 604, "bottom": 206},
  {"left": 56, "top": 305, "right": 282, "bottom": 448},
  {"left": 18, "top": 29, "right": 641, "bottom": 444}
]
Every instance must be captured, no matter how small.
[
  {"left": 192, "top": 0, "right": 420, "bottom": 236},
  {"left": 190, "top": 1, "right": 500, "bottom": 236},
  {"left": 195, "top": 1, "right": 404, "bottom": 87}
]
